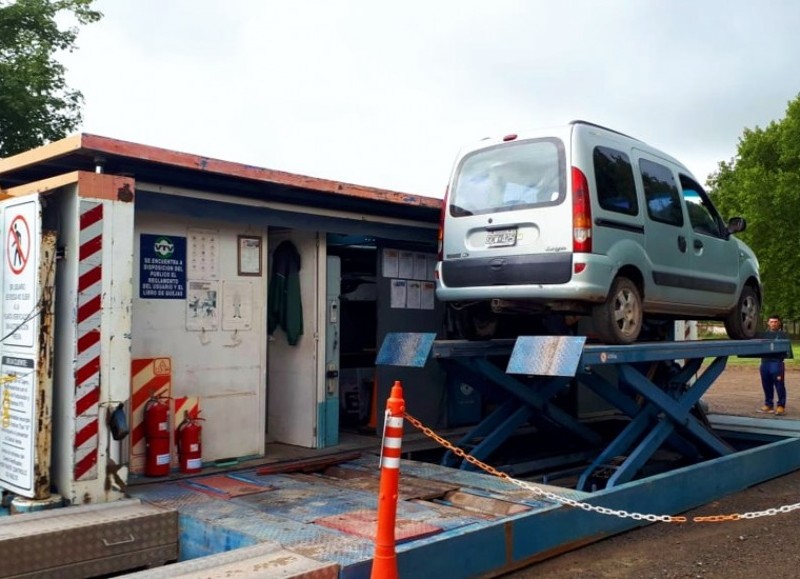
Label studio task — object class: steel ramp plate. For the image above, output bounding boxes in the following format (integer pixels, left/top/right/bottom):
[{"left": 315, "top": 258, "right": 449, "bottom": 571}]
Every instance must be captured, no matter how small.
[
  {"left": 376, "top": 332, "right": 436, "bottom": 367},
  {"left": 179, "top": 474, "right": 274, "bottom": 499},
  {"left": 314, "top": 509, "right": 442, "bottom": 543},
  {"left": 507, "top": 335, "right": 586, "bottom": 376}
]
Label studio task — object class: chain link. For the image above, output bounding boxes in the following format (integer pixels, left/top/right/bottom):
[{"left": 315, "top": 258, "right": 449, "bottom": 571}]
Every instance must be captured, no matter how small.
[{"left": 404, "top": 412, "right": 797, "bottom": 524}]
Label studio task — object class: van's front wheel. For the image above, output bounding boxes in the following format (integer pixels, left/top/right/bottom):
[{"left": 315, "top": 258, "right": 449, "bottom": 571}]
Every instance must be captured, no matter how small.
[
  {"left": 592, "top": 277, "right": 642, "bottom": 345},
  {"left": 724, "top": 285, "right": 760, "bottom": 339}
]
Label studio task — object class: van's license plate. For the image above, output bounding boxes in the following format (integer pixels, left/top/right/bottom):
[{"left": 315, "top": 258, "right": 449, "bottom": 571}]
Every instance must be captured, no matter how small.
[{"left": 485, "top": 228, "right": 517, "bottom": 247}]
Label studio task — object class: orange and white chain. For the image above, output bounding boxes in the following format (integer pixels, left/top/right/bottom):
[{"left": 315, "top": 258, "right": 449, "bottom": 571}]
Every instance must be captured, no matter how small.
[{"left": 404, "top": 412, "right": 800, "bottom": 523}]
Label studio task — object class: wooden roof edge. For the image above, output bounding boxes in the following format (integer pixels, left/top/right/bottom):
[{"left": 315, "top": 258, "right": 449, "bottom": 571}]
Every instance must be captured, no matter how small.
[
  {"left": 80, "top": 134, "right": 443, "bottom": 210},
  {"left": 0, "top": 134, "right": 84, "bottom": 174}
]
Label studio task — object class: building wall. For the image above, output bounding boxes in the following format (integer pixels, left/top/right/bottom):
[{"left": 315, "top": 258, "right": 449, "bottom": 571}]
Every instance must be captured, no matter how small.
[{"left": 132, "top": 212, "right": 267, "bottom": 463}]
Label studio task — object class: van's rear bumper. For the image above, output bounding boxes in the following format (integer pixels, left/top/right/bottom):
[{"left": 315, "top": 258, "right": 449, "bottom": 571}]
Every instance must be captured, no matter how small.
[
  {"left": 436, "top": 252, "right": 613, "bottom": 302},
  {"left": 441, "top": 252, "right": 572, "bottom": 287}
]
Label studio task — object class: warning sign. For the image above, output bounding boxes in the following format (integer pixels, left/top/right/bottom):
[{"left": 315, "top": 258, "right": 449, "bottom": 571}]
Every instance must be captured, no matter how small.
[
  {"left": 0, "top": 355, "right": 36, "bottom": 494},
  {"left": 7, "top": 214, "right": 30, "bottom": 275},
  {"left": 3, "top": 201, "right": 38, "bottom": 348}
]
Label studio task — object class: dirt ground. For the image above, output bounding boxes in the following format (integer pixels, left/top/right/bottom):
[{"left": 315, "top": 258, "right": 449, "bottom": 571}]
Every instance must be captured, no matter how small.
[{"left": 509, "top": 366, "right": 800, "bottom": 579}]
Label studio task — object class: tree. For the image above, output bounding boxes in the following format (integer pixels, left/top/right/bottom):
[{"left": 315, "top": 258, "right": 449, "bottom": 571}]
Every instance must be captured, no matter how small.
[
  {"left": 0, "top": 0, "right": 101, "bottom": 157},
  {"left": 708, "top": 94, "right": 800, "bottom": 321}
]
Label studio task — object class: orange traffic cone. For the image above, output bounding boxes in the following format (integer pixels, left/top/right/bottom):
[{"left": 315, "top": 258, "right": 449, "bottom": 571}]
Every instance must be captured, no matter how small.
[{"left": 370, "top": 380, "right": 405, "bottom": 579}]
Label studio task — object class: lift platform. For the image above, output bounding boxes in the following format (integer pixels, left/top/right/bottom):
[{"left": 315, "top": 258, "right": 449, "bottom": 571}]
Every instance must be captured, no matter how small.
[{"left": 377, "top": 334, "right": 793, "bottom": 490}]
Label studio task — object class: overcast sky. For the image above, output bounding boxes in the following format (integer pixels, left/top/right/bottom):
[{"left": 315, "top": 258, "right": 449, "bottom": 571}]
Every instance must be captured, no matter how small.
[{"left": 60, "top": 0, "right": 800, "bottom": 198}]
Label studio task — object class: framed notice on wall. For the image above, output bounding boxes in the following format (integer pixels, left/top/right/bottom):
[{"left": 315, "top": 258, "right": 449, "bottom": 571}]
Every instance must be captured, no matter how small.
[{"left": 237, "top": 235, "right": 262, "bottom": 276}]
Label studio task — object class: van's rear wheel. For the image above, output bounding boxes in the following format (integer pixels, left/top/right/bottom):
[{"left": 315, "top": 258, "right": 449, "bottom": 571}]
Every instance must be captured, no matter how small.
[
  {"left": 724, "top": 285, "right": 760, "bottom": 339},
  {"left": 592, "top": 277, "right": 642, "bottom": 344}
]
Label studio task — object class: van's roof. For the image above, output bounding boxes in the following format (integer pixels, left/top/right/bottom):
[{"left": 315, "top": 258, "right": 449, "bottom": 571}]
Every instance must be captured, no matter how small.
[{"left": 569, "top": 120, "right": 639, "bottom": 141}]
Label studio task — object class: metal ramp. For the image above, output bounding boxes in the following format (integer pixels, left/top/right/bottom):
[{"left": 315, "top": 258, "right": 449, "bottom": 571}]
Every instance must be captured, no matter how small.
[{"left": 377, "top": 333, "right": 793, "bottom": 490}]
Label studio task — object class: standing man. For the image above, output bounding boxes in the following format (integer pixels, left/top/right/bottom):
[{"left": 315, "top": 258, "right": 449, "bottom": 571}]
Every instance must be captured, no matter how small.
[{"left": 759, "top": 315, "right": 791, "bottom": 415}]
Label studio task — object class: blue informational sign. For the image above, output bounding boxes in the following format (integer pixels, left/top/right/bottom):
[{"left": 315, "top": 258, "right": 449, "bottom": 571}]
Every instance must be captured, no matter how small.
[{"left": 140, "top": 234, "right": 187, "bottom": 299}]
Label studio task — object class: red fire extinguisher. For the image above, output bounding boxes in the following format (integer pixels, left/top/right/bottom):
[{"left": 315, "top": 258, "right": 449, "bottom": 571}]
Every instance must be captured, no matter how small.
[
  {"left": 176, "top": 408, "right": 204, "bottom": 474},
  {"left": 143, "top": 394, "right": 171, "bottom": 477}
]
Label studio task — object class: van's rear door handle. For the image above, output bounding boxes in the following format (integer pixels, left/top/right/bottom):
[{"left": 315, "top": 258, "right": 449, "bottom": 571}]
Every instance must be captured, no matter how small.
[
  {"left": 694, "top": 239, "right": 704, "bottom": 250},
  {"left": 677, "top": 236, "right": 687, "bottom": 252}
]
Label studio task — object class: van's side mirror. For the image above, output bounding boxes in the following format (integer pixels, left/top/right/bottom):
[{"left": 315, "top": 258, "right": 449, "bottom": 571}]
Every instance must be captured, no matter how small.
[{"left": 727, "top": 217, "right": 746, "bottom": 234}]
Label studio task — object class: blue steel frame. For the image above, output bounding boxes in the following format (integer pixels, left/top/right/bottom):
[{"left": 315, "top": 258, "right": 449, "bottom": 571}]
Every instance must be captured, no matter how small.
[{"left": 416, "top": 337, "right": 793, "bottom": 487}]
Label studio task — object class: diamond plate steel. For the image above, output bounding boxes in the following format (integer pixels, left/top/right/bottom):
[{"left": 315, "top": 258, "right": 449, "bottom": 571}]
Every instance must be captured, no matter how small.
[
  {"left": 123, "top": 542, "right": 338, "bottom": 578},
  {"left": 179, "top": 500, "right": 256, "bottom": 522},
  {"left": 375, "top": 332, "right": 436, "bottom": 367},
  {"left": 394, "top": 457, "right": 591, "bottom": 503},
  {"left": 315, "top": 509, "right": 442, "bottom": 543},
  {"left": 507, "top": 335, "right": 586, "bottom": 376},
  {"left": 234, "top": 487, "right": 375, "bottom": 524},
  {"left": 0, "top": 499, "right": 177, "bottom": 577},
  {"left": 215, "top": 510, "right": 340, "bottom": 545},
  {"left": 128, "top": 482, "right": 216, "bottom": 509},
  {"left": 289, "top": 533, "right": 375, "bottom": 567},
  {"left": 179, "top": 474, "right": 274, "bottom": 498}
]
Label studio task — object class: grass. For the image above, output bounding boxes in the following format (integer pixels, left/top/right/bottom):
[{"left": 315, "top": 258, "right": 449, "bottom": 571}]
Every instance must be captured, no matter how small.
[{"left": 701, "top": 339, "right": 800, "bottom": 367}]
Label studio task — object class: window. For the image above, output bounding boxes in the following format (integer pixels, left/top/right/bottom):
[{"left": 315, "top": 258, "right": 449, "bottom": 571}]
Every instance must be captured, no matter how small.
[
  {"left": 680, "top": 175, "right": 722, "bottom": 237},
  {"left": 639, "top": 159, "right": 683, "bottom": 226},
  {"left": 594, "top": 146, "right": 638, "bottom": 215},
  {"left": 450, "top": 138, "right": 566, "bottom": 216}
]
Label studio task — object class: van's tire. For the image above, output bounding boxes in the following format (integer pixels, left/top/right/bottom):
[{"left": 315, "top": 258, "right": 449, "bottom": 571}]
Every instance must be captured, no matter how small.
[
  {"left": 451, "top": 303, "right": 498, "bottom": 341},
  {"left": 724, "top": 285, "right": 760, "bottom": 340},
  {"left": 592, "top": 277, "right": 643, "bottom": 345}
]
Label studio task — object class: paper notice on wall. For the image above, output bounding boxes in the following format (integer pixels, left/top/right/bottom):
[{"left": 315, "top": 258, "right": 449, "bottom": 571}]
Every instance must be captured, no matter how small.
[
  {"left": 188, "top": 228, "right": 220, "bottom": 279},
  {"left": 382, "top": 248, "right": 399, "bottom": 278},
  {"left": 186, "top": 280, "right": 219, "bottom": 331},
  {"left": 406, "top": 280, "right": 421, "bottom": 309},
  {"left": 413, "top": 253, "right": 428, "bottom": 280},
  {"left": 390, "top": 279, "right": 407, "bottom": 309},
  {"left": 222, "top": 280, "right": 253, "bottom": 330},
  {"left": 399, "top": 251, "right": 414, "bottom": 279},
  {"left": 421, "top": 281, "right": 436, "bottom": 310}
]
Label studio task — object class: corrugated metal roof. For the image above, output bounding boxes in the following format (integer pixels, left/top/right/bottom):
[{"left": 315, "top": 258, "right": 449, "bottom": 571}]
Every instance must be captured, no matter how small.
[{"left": 0, "top": 134, "right": 441, "bottom": 223}]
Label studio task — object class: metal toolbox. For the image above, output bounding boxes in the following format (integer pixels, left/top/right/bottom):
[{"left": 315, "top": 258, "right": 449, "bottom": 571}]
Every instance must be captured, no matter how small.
[{"left": 0, "top": 498, "right": 178, "bottom": 578}]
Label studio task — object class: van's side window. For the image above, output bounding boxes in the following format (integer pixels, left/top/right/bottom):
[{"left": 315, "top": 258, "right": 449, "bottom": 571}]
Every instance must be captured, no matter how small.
[
  {"left": 639, "top": 159, "right": 683, "bottom": 227},
  {"left": 680, "top": 175, "right": 722, "bottom": 237},
  {"left": 593, "top": 146, "right": 638, "bottom": 216}
]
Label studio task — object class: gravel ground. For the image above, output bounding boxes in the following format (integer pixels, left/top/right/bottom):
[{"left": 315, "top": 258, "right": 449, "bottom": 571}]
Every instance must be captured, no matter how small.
[{"left": 507, "top": 366, "right": 800, "bottom": 579}]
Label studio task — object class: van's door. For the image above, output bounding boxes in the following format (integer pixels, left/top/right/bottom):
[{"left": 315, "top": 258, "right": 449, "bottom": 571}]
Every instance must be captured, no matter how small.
[
  {"left": 678, "top": 175, "right": 740, "bottom": 309},
  {"left": 635, "top": 154, "right": 692, "bottom": 304}
]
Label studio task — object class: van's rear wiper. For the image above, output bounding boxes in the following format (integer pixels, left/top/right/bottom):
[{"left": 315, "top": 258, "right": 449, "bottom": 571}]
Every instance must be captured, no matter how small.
[{"left": 450, "top": 205, "right": 474, "bottom": 217}]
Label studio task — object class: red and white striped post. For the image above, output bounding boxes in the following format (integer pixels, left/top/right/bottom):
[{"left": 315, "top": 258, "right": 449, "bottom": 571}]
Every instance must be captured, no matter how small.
[{"left": 371, "top": 380, "right": 405, "bottom": 579}]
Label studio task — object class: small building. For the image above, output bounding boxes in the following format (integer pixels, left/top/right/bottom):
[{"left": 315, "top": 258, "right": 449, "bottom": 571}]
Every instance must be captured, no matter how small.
[{"left": 0, "top": 134, "right": 447, "bottom": 505}]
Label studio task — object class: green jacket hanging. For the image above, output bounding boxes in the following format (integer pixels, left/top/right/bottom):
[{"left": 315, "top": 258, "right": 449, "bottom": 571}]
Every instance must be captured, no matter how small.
[{"left": 267, "top": 240, "right": 303, "bottom": 345}]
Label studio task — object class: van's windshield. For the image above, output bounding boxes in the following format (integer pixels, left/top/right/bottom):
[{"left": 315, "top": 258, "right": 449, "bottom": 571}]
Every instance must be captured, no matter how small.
[{"left": 449, "top": 138, "right": 566, "bottom": 217}]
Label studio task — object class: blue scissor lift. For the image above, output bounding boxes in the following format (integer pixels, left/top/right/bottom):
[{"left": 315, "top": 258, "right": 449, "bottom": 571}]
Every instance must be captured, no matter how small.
[{"left": 378, "top": 333, "right": 792, "bottom": 490}]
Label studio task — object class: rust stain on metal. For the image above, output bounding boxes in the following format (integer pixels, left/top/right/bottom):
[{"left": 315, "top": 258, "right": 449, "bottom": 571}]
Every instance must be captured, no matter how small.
[{"left": 33, "top": 230, "right": 57, "bottom": 499}]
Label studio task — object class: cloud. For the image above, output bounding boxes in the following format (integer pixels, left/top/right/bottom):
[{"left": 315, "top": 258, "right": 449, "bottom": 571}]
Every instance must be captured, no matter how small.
[{"left": 60, "top": 0, "right": 800, "bottom": 196}]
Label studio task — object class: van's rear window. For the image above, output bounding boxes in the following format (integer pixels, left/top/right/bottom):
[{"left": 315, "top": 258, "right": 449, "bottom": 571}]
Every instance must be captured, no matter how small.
[{"left": 450, "top": 138, "right": 566, "bottom": 216}]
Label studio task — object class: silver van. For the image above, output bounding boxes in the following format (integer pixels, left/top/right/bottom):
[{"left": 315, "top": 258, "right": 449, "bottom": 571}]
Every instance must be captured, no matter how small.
[{"left": 435, "top": 121, "right": 761, "bottom": 344}]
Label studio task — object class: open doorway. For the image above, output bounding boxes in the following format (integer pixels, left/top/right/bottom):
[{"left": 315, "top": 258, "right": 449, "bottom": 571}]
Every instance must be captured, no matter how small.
[{"left": 328, "top": 243, "right": 378, "bottom": 435}]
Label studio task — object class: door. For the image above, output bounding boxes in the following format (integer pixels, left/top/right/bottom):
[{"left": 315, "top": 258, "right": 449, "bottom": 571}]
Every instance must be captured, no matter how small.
[
  {"left": 267, "top": 229, "right": 327, "bottom": 447},
  {"left": 679, "top": 175, "right": 740, "bottom": 308},
  {"left": 636, "top": 154, "right": 691, "bottom": 303}
]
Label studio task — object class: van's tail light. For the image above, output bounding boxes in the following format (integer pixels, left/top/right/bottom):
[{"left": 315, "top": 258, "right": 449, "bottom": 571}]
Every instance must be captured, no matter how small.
[
  {"left": 571, "top": 166, "right": 592, "bottom": 253},
  {"left": 437, "top": 186, "right": 449, "bottom": 262}
]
